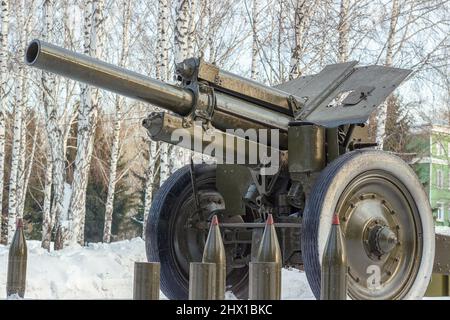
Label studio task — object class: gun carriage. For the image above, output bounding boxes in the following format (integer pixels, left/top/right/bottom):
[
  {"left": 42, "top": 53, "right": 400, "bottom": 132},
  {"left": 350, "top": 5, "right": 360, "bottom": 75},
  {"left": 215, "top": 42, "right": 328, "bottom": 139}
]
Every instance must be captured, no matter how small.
[{"left": 26, "top": 39, "right": 443, "bottom": 299}]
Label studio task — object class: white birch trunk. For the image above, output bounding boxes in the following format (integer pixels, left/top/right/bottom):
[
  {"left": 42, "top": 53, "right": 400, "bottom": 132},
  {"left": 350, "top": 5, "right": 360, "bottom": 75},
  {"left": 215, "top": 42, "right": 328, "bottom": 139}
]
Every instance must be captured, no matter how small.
[
  {"left": 16, "top": 117, "right": 26, "bottom": 222},
  {"left": 41, "top": 0, "right": 66, "bottom": 250},
  {"left": 375, "top": 0, "right": 399, "bottom": 150},
  {"left": 18, "top": 125, "right": 38, "bottom": 216},
  {"left": 42, "top": 141, "right": 53, "bottom": 250},
  {"left": 143, "top": 141, "right": 159, "bottom": 239},
  {"left": 251, "top": 0, "right": 259, "bottom": 80},
  {"left": 143, "top": 0, "right": 170, "bottom": 238},
  {"left": 161, "top": 0, "right": 189, "bottom": 183},
  {"left": 160, "top": 0, "right": 170, "bottom": 80},
  {"left": 7, "top": 0, "right": 26, "bottom": 243},
  {"left": 174, "top": 0, "right": 189, "bottom": 64},
  {"left": 207, "top": 1, "right": 215, "bottom": 63},
  {"left": 103, "top": 0, "right": 131, "bottom": 243},
  {"left": 338, "top": 0, "right": 350, "bottom": 63},
  {"left": 187, "top": 0, "right": 196, "bottom": 57},
  {"left": 7, "top": 101, "right": 21, "bottom": 243},
  {"left": 0, "top": 0, "right": 9, "bottom": 242},
  {"left": 167, "top": 0, "right": 192, "bottom": 182},
  {"left": 198, "top": 0, "right": 208, "bottom": 57},
  {"left": 289, "top": 0, "right": 309, "bottom": 79},
  {"left": 16, "top": 0, "right": 33, "bottom": 221},
  {"left": 68, "top": 0, "right": 104, "bottom": 245}
]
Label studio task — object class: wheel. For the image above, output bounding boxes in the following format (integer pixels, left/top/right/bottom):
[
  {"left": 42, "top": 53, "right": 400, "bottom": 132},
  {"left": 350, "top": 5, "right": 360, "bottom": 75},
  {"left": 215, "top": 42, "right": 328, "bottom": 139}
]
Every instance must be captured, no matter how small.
[
  {"left": 145, "top": 164, "right": 250, "bottom": 300},
  {"left": 302, "top": 150, "right": 434, "bottom": 300}
]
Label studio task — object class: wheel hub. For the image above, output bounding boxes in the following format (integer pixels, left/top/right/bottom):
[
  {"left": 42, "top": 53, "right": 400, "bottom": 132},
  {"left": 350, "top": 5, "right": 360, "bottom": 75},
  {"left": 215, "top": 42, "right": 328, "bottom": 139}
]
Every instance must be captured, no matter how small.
[{"left": 366, "top": 222, "right": 398, "bottom": 257}]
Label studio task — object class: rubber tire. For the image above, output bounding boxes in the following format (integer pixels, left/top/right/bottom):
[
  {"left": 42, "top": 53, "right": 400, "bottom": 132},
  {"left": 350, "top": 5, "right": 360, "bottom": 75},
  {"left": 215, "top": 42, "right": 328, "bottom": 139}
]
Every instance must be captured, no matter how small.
[
  {"left": 145, "top": 164, "right": 249, "bottom": 300},
  {"left": 302, "top": 150, "right": 435, "bottom": 300}
]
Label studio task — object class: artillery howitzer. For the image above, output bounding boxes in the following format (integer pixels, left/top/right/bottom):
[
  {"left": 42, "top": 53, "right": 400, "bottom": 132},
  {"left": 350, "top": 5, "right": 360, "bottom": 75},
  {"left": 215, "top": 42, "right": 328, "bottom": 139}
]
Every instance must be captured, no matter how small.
[{"left": 26, "top": 39, "right": 448, "bottom": 300}]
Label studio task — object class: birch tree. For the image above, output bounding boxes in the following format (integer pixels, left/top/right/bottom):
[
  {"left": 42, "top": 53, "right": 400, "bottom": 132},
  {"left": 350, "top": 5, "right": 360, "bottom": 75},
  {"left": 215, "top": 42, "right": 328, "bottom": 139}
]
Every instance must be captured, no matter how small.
[
  {"left": 187, "top": 0, "right": 197, "bottom": 57},
  {"left": 337, "top": 0, "right": 350, "bottom": 62},
  {"left": 103, "top": 0, "right": 131, "bottom": 243},
  {"left": 17, "top": 123, "right": 38, "bottom": 216},
  {"left": 250, "top": 0, "right": 259, "bottom": 80},
  {"left": 289, "top": 0, "right": 314, "bottom": 79},
  {"left": 68, "top": 0, "right": 105, "bottom": 245},
  {"left": 375, "top": 0, "right": 399, "bottom": 149},
  {"left": 7, "top": 0, "right": 26, "bottom": 242},
  {"left": 142, "top": 0, "right": 169, "bottom": 239},
  {"left": 49, "top": 1, "right": 79, "bottom": 250},
  {"left": 41, "top": 0, "right": 54, "bottom": 249},
  {"left": 42, "top": 139, "right": 53, "bottom": 249},
  {"left": 174, "top": 0, "right": 190, "bottom": 64},
  {"left": 0, "top": 0, "right": 9, "bottom": 242},
  {"left": 158, "top": 0, "right": 191, "bottom": 183}
]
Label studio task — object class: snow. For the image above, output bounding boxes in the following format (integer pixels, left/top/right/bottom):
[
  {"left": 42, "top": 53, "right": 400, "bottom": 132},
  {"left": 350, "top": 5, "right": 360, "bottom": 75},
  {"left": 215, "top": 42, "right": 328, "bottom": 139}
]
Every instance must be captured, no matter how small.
[
  {"left": 1, "top": 235, "right": 448, "bottom": 300},
  {"left": 0, "top": 238, "right": 315, "bottom": 300}
]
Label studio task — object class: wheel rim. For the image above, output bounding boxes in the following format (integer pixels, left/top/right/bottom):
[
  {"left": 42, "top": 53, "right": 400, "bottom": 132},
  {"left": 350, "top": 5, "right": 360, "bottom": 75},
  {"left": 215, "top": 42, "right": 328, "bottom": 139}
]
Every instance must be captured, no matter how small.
[
  {"left": 336, "top": 170, "right": 423, "bottom": 300},
  {"left": 169, "top": 181, "right": 253, "bottom": 297}
]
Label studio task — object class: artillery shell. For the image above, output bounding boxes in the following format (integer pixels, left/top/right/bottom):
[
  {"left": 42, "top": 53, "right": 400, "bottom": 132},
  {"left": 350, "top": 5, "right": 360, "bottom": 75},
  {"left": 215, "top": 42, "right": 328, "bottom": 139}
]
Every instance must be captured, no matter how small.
[
  {"left": 321, "top": 214, "right": 348, "bottom": 300},
  {"left": 202, "top": 215, "right": 226, "bottom": 300}
]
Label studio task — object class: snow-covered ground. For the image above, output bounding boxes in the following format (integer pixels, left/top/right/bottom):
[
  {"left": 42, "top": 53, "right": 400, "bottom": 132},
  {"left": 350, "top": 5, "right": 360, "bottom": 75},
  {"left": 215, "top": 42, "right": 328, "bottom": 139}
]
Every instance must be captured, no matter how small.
[
  {"left": 0, "top": 238, "right": 314, "bottom": 300},
  {"left": 1, "top": 227, "right": 449, "bottom": 300}
]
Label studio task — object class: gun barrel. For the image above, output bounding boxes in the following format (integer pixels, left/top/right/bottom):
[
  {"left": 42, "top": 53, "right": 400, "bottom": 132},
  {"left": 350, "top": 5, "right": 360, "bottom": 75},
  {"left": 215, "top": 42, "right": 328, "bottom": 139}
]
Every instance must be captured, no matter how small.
[
  {"left": 26, "top": 39, "right": 194, "bottom": 115},
  {"left": 26, "top": 39, "right": 292, "bottom": 148}
]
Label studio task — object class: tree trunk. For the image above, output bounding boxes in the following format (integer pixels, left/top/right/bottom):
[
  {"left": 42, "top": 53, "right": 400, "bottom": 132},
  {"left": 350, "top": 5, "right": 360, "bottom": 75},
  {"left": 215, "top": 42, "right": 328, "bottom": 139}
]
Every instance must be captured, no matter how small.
[
  {"left": 42, "top": 143, "right": 53, "bottom": 250},
  {"left": 7, "top": 0, "right": 26, "bottom": 243},
  {"left": 174, "top": 0, "right": 189, "bottom": 64},
  {"left": 168, "top": 0, "right": 192, "bottom": 182},
  {"left": 187, "top": 0, "right": 197, "bottom": 57},
  {"left": 103, "top": 0, "right": 132, "bottom": 243},
  {"left": 375, "top": 0, "right": 399, "bottom": 150},
  {"left": 143, "top": 141, "right": 159, "bottom": 239},
  {"left": 41, "top": 0, "right": 67, "bottom": 250},
  {"left": 18, "top": 125, "right": 38, "bottom": 216},
  {"left": 251, "top": 0, "right": 259, "bottom": 80},
  {"left": 68, "top": 0, "right": 105, "bottom": 245},
  {"left": 143, "top": 0, "right": 171, "bottom": 239},
  {"left": 207, "top": 0, "right": 216, "bottom": 63},
  {"left": 337, "top": 0, "right": 350, "bottom": 63},
  {"left": 0, "top": 0, "right": 9, "bottom": 243},
  {"left": 289, "top": 0, "right": 310, "bottom": 79}
]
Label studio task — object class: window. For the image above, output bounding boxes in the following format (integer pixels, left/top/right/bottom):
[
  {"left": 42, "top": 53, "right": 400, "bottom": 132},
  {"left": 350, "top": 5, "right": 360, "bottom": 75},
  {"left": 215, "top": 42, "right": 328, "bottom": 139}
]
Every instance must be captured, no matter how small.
[
  {"left": 437, "top": 202, "right": 444, "bottom": 222},
  {"left": 448, "top": 173, "right": 450, "bottom": 190},
  {"left": 436, "top": 143, "right": 444, "bottom": 156},
  {"left": 437, "top": 169, "right": 444, "bottom": 189}
]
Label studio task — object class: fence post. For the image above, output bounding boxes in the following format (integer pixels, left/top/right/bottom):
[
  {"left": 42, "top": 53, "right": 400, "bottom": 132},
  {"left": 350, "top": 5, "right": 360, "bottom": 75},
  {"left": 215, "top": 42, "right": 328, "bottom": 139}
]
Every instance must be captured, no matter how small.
[
  {"left": 133, "top": 262, "right": 160, "bottom": 300},
  {"left": 189, "top": 262, "right": 216, "bottom": 300}
]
